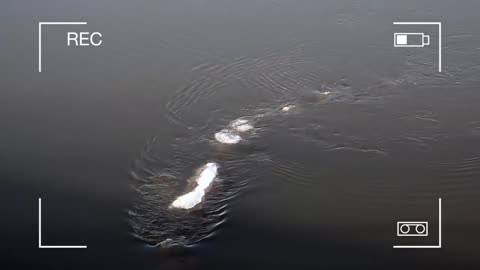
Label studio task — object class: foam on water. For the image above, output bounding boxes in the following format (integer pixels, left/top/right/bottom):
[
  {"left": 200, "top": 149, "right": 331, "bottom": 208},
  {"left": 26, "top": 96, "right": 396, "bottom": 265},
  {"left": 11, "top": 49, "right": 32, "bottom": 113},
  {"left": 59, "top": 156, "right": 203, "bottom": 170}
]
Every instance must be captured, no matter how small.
[{"left": 171, "top": 162, "right": 218, "bottom": 209}]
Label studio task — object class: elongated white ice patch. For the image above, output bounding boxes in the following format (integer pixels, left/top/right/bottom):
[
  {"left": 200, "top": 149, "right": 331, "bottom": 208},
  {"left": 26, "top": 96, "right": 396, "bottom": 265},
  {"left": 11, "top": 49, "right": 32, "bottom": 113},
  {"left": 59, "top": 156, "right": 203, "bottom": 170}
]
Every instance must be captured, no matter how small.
[
  {"left": 171, "top": 162, "right": 218, "bottom": 209},
  {"left": 215, "top": 129, "right": 242, "bottom": 144}
]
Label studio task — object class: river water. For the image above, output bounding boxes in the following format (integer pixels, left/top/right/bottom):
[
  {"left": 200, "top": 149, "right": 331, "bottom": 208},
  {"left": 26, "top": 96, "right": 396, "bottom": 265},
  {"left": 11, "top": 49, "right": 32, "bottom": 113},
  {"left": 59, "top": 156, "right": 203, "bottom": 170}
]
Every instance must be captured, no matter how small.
[{"left": 2, "top": 0, "right": 480, "bottom": 269}]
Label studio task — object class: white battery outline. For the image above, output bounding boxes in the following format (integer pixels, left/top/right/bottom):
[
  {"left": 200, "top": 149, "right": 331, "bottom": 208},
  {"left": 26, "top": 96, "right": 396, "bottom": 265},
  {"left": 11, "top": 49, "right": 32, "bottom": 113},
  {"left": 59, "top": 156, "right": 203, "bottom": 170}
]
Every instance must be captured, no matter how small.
[{"left": 394, "top": 33, "right": 430, "bottom": 48}]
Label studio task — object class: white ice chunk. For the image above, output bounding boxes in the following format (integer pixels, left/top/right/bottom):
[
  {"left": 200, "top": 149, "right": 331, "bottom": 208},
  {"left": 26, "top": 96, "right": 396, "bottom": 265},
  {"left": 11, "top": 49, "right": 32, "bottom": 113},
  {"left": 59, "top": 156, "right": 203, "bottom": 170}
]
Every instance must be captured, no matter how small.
[
  {"left": 282, "top": 105, "right": 295, "bottom": 112},
  {"left": 170, "top": 162, "right": 218, "bottom": 210},
  {"left": 231, "top": 118, "right": 249, "bottom": 126},
  {"left": 195, "top": 162, "right": 218, "bottom": 189},
  {"left": 230, "top": 118, "right": 254, "bottom": 132},
  {"left": 214, "top": 129, "right": 242, "bottom": 144},
  {"left": 170, "top": 189, "right": 205, "bottom": 210}
]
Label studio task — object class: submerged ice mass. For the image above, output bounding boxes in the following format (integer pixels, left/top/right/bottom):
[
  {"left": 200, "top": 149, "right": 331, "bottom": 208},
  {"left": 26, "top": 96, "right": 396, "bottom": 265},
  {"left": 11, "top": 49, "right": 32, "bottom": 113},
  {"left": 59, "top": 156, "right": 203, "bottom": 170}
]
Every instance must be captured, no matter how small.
[{"left": 170, "top": 162, "right": 218, "bottom": 209}]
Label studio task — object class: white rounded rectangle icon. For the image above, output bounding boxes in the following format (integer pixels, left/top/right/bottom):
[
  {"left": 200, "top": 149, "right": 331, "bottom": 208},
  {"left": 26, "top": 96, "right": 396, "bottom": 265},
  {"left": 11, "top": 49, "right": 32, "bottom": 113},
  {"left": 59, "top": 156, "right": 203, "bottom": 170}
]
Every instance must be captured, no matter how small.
[{"left": 394, "top": 33, "right": 430, "bottom": 47}]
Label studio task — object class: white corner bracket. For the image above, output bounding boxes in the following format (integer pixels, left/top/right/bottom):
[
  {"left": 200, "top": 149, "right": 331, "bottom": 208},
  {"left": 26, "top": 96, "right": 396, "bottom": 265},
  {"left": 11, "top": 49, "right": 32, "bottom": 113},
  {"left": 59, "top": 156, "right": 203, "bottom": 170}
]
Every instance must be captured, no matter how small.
[
  {"left": 38, "top": 198, "right": 87, "bottom": 249},
  {"left": 38, "top": 21, "right": 87, "bottom": 72},
  {"left": 393, "top": 22, "right": 442, "bottom": 73},
  {"left": 393, "top": 198, "right": 442, "bottom": 249}
]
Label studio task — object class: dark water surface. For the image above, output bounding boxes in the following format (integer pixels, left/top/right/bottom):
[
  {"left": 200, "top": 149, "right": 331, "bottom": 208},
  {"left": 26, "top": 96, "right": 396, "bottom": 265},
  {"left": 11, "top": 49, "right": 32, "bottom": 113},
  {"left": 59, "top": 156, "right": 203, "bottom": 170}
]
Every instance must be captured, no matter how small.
[{"left": 2, "top": 0, "right": 480, "bottom": 269}]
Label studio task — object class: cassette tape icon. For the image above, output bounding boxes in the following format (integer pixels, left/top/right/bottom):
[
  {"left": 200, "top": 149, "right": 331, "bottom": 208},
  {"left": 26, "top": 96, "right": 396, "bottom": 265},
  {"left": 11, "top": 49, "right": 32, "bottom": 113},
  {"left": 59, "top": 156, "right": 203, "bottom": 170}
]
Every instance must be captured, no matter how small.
[{"left": 397, "top": 221, "right": 428, "bottom": 237}]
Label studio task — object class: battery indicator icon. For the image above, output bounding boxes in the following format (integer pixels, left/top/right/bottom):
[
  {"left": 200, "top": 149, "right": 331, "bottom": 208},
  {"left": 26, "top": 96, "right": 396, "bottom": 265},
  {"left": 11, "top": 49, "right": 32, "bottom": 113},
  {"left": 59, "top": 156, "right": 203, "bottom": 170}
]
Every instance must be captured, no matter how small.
[{"left": 394, "top": 33, "right": 430, "bottom": 47}]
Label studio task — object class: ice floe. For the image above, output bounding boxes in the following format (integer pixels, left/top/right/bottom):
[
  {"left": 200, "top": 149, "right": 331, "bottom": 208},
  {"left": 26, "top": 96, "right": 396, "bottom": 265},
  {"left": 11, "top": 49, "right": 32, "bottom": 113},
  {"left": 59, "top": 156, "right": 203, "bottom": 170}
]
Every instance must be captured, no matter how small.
[
  {"left": 282, "top": 105, "right": 295, "bottom": 112},
  {"left": 170, "top": 162, "right": 218, "bottom": 209},
  {"left": 229, "top": 118, "right": 254, "bottom": 132},
  {"left": 214, "top": 118, "right": 255, "bottom": 144},
  {"left": 214, "top": 129, "right": 242, "bottom": 144}
]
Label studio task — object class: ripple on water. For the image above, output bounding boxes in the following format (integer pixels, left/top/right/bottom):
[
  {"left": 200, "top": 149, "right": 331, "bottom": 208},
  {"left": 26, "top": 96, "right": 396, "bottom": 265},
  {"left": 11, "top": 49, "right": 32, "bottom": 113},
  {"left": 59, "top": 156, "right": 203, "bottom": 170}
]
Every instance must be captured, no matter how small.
[
  {"left": 129, "top": 121, "right": 269, "bottom": 247},
  {"left": 132, "top": 45, "right": 379, "bottom": 246}
]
